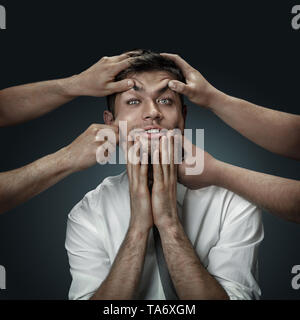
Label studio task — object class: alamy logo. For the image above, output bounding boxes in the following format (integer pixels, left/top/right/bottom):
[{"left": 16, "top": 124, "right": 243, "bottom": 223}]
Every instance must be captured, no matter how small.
[
  {"left": 291, "top": 5, "right": 300, "bottom": 30},
  {"left": 0, "top": 265, "right": 6, "bottom": 290},
  {"left": 0, "top": 5, "right": 6, "bottom": 30},
  {"left": 291, "top": 265, "right": 300, "bottom": 290}
]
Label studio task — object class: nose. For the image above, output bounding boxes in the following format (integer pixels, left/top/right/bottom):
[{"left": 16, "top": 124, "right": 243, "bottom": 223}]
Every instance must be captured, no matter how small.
[{"left": 142, "top": 99, "right": 163, "bottom": 122}]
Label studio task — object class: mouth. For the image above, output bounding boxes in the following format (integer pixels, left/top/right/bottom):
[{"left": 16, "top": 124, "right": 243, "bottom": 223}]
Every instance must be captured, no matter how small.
[{"left": 141, "top": 126, "right": 167, "bottom": 140}]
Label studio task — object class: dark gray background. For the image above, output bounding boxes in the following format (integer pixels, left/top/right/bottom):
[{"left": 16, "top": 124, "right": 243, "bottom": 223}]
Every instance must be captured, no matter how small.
[{"left": 0, "top": 0, "right": 299, "bottom": 299}]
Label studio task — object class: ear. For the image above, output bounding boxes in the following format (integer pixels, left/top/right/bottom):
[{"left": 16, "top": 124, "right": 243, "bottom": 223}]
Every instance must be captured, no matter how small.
[{"left": 103, "top": 110, "right": 114, "bottom": 125}]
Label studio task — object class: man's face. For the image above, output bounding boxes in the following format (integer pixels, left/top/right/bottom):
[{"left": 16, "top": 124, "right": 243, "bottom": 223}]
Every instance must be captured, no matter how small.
[{"left": 109, "top": 70, "right": 186, "bottom": 155}]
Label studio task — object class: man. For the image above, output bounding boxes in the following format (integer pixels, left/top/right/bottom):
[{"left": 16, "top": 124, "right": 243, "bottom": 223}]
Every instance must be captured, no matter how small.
[
  {"left": 0, "top": 53, "right": 134, "bottom": 214},
  {"left": 65, "top": 50, "right": 263, "bottom": 300}
]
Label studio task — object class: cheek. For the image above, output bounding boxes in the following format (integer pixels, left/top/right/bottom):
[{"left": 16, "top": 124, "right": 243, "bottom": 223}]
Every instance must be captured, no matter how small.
[
  {"left": 163, "top": 108, "right": 183, "bottom": 124},
  {"left": 114, "top": 108, "right": 139, "bottom": 137},
  {"left": 114, "top": 104, "right": 137, "bottom": 125}
]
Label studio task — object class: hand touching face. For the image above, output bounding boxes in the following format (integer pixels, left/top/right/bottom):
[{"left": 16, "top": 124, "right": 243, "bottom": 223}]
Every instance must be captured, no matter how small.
[
  {"left": 72, "top": 53, "right": 136, "bottom": 97},
  {"left": 106, "top": 70, "right": 186, "bottom": 156},
  {"left": 160, "top": 53, "right": 218, "bottom": 108}
]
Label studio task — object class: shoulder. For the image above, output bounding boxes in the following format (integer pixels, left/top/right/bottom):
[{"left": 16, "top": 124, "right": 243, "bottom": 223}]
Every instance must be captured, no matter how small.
[
  {"left": 185, "top": 185, "right": 262, "bottom": 225},
  {"left": 67, "top": 170, "right": 128, "bottom": 225}
]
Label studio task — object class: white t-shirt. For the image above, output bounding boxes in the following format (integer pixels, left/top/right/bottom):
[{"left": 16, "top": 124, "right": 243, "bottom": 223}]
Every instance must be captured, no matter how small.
[{"left": 65, "top": 170, "right": 263, "bottom": 300}]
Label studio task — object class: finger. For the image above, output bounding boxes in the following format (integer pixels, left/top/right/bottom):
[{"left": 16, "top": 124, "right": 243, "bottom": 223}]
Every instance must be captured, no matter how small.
[
  {"left": 160, "top": 53, "right": 194, "bottom": 77},
  {"left": 126, "top": 138, "right": 134, "bottom": 181},
  {"left": 152, "top": 149, "right": 163, "bottom": 183},
  {"left": 132, "top": 139, "right": 141, "bottom": 165},
  {"left": 109, "top": 52, "right": 134, "bottom": 62},
  {"left": 110, "top": 50, "right": 142, "bottom": 62},
  {"left": 109, "top": 124, "right": 119, "bottom": 133},
  {"left": 170, "top": 134, "right": 177, "bottom": 182},
  {"left": 108, "top": 78, "right": 134, "bottom": 94},
  {"left": 94, "top": 123, "right": 119, "bottom": 132},
  {"left": 161, "top": 136, "right": 169, "bottom": 181},
  {"left": 167, "top": 80, "right": 189, "bottom": 95},
  {"left": 133, "top": 140, "right": 142, "bottom": 187},
  {"left": 128, "top": 137, "right": 140, "bottom": 165},
  {"left": 139, "top": 135, "right": 149, "bottom": 155},
  {"left": 140, "top": 152, "right": 148, "bottom": 186},
  {"left": 168, "top": 131, "right": 174, "bottom": 169},
  {"left": 182, "top": 135, "right": 196, "bottom": 157},
  {"left": 112, "top": 57, "right": 135, "bottom": 74},
  {"left": 114, "top": 127, "right": 120, "bottom": 146},
  {"left": 95, "top": 125, "right": 119, "bottom": 146},
  {"left": 97, "top": 141, "right": 115, "bottom": 160},
  {"left": 173, "top": 132, "right": 183, "bottom": 164},
  {"left": 167, "top": 131, "right": 175, "bottom": 180}
]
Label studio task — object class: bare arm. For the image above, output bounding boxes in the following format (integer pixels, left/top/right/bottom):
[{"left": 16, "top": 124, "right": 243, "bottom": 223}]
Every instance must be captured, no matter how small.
[
  {"left": 152, "top": 133, "right": 228, "bottom": 299},
  {"left": 209, "top": 91, "right": 300, "bottom": 160},
  {"left": 0, "top": 53, "right": 134, "bottom": 127},
  {"left": 214, "top": 160, "right": 300, "bottom": 223},
  {"left": 161, "top": 53, "right": 300, "bottom": 160},
  {"left": 90, "top": 226, "right": 150, "bottom": 300},
  {"left": 0, "top": 52, "right": 135, "bottom": 213},
  {"left": 0, "top": 78, "right": 76, "bottom": 127},
  {"left": 0, "top": 147, "right": 72, "bottom": 214},
  {"left": 91, "top": 138, "right": 153, "bottom": 300},
  {"left": 157, "top": 221, "right": 229, "bottom": 300},
  {"left": 177, "top": 136, "right": 300, "bottom": 224},
  {"left": 0, "top": 123, "right": 119, "bottom": 215}
]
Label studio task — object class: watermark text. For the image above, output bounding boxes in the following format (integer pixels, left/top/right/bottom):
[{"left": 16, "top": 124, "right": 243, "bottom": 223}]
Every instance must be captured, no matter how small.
[
  {"left": 291, "top": 5, "right": 300, "bottom": 30},
  {"left": 0, "top": 265, "right": 6, "bottom": 290},
  {"left": 0, "top": 5, "right": 6, "bottom": 30},
  {"left": 291, "top": 265, "right": 300, "bottom": 290}
]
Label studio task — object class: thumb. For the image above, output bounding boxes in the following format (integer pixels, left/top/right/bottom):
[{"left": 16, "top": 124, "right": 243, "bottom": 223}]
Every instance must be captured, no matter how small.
[
  {"left": 168, "top": 80, "right": 188, "bottom": 95},
  {"left": 109, "top": 79, "right": 134, "bottom": 93},
  {"left": 181, "top": 135, "right": 196, "bottom": 158}
]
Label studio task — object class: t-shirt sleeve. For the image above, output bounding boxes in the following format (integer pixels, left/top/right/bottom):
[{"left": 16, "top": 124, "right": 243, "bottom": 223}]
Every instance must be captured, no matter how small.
[
  {"left": 65, "top": 189, "right": 110, "bottom": 300},
  {"left": 206, "top": 191, "right": 264, "bottom": 300}
]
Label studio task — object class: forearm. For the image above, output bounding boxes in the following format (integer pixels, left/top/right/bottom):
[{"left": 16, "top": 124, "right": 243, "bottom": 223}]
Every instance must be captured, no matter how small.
[
  {"left": 157, "top": 218, "right": 229, "bottom": 300},
  {"left": 214, "top": 160, "right": 300, "bottom": 223},
  {"left": 0, "top": 76, "right": 78, "bottom": 127},
  {"left": 90, "top": 226, "right": 150, "bottom": 300},
  {"left": 0, "top": 147, "right": 74, "bottom": 214},
  {"left": 208, "top": 90, "right": 300, "bottom": 160}
]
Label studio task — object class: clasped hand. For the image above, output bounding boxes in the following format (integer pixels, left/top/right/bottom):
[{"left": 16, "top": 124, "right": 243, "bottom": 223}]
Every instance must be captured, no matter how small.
[{"left": 125, "top": 131, "right": 180, "bottom": 232}]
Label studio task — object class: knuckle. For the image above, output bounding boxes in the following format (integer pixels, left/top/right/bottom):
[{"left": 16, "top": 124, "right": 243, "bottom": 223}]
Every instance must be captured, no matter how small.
[
  {"left": 137, "top": 189, "right": 148, "bottom": 197},
  {"left": 90, "top": 123, "right": 99, "bottom": 132},
  {"left": 187, "top": 71, "right": 194, "bottom": 78}
]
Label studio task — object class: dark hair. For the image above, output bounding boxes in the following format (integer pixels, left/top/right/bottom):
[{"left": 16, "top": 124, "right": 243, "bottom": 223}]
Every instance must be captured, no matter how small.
[{"left": 106, "top": 49, "right": 186, "bottom": 117}]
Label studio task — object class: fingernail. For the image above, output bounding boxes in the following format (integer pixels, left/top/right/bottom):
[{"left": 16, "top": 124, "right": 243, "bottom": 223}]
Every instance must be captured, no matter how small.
[
  {"left": 169, "top": 81, "right": 176, "bottom": 90},
  {"left": 128, "top": 80, "right": 134, "bottom": 87}
]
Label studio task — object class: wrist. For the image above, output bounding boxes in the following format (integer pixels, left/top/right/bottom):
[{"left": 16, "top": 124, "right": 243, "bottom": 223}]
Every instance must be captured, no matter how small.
[
  {"left": 154, "top": 210, "right": 181, "bottom": 232},
  {"left": 128, "top": 220, "right": 152, "bottom": 234},
  {"left": 212, "top": 159, "right": 228, "bottom": 188},
  {"left": 56, "top": 146, "right": 78, "bottom": 175},
  {"left": 205, "top": 87, "right": 231, "bottom": 113},
  {"left": 58, "top": 75, "right": 83, "bottom": 98},
  {"left": 156, "top": 215, "right": 182, "bottom": 234}
]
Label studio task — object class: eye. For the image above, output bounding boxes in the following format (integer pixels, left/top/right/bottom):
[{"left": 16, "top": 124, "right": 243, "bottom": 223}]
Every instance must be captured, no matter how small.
[
  {"left": 157, "top": 97, "right": 173, "bottom": 105},
  {"left": 127, "top": 99, "right": 140, "bottom": 105}
]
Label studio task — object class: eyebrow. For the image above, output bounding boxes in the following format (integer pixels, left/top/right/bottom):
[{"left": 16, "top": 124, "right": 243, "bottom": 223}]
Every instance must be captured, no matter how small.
[{"left": 133, "top": 84, "right": 170, "bottom": 95}]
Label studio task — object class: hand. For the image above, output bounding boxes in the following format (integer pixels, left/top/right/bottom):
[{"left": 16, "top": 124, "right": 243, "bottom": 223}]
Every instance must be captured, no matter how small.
[
  {"left": 151, "top": 132, "right": 179, "bottom": 229},
  {"left": 71, "top": 53, "right": 135, "bottom": 97},
  {"left": 126, "top": 138, "right": 153, "bottom": 232},
  {"left": 64, "top": 123, "right": 119, "bottom": 172},
  {"left": 177, "top": 135, "right": 218, "bottom": 189},
  {"left": 160, "top": 53, "right": 218, "bottom": 108}
]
